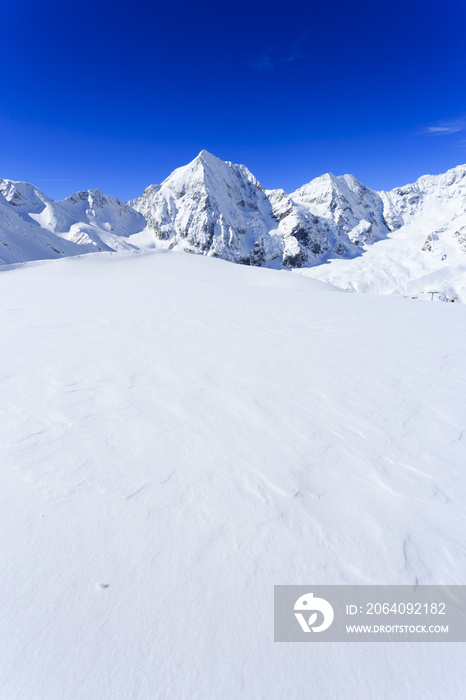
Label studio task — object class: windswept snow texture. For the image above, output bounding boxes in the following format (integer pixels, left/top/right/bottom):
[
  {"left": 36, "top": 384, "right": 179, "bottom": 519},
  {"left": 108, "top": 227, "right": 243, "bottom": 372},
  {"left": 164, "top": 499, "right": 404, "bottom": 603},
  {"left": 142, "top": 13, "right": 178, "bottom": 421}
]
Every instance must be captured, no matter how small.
[
  {"left": 1, "top": 251, "right": 465, "bottom": 699},
  {"left": 2, "top": 154, "right": 466, "bottom": 301}
]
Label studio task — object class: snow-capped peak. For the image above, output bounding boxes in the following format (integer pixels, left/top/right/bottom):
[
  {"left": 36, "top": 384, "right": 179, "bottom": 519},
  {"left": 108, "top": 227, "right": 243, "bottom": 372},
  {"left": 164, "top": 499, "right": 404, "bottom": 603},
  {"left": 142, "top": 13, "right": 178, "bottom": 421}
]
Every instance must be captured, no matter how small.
[
  {"left": 0, "top": 178, "right": 53, "bottom": 212},
  {"left": 2, "top": 155, "right": 466, "bottom": 301},
  {"left": 0, "top": 181, "right": 147, "bottom": 265},
  {"left": 129, "top": 152, "right": 278, "bottom": 263}
]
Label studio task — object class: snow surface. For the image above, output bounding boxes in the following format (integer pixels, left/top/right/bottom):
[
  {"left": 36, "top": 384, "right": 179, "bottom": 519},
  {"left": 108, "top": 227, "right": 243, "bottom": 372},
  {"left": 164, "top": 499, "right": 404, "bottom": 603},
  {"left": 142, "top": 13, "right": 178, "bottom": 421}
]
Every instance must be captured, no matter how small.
[{"left": 1, "top": 250, "right": 465, "bottom": 699}]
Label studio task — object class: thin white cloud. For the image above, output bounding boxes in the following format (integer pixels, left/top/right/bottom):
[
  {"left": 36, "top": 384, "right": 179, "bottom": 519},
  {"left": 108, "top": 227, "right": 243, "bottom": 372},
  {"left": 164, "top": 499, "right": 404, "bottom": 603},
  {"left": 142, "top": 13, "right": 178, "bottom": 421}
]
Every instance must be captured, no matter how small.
[{"left": 423, "top": 116, "right": 466, "bottom": 135}]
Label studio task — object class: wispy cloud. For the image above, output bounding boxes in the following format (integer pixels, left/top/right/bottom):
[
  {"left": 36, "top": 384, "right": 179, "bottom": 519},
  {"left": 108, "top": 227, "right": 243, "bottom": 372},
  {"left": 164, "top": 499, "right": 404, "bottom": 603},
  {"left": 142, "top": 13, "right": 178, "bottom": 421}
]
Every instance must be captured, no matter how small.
[
  {"left": 280, "top": 33, "right": 309, "bottom": 65},
  {"left": 249, "top": 51, "right": 274, "bottom": 72},
  {"left": 422, "top": 116, "right": 466, "bottom": 135},
  {"left": 250, "top": 33, "right": 309, "bottom": 71}
]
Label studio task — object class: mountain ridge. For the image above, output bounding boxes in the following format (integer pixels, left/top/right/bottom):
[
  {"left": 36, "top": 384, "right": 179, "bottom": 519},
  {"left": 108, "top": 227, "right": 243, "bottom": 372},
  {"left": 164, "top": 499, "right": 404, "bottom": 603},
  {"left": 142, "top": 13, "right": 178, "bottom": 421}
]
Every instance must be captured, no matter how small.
[{"left": 1, "top": 153, "right": 466, "bottom": 300}]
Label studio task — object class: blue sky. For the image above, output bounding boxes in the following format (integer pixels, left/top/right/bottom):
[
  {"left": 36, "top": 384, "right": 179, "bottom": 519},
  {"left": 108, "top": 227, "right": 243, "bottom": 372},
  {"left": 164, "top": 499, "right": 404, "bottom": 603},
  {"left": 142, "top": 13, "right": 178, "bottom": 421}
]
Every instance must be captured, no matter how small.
[{"left": 1, "top": 0, "right": 465, "bottom": 200}]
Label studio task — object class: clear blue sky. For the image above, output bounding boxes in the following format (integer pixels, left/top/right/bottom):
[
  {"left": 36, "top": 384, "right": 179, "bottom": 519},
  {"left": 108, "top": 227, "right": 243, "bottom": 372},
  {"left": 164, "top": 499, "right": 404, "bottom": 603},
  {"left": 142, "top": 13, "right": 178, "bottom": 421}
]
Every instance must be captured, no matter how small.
[{"left": 1, "top": 0, "right": 465, "bottom": 201}]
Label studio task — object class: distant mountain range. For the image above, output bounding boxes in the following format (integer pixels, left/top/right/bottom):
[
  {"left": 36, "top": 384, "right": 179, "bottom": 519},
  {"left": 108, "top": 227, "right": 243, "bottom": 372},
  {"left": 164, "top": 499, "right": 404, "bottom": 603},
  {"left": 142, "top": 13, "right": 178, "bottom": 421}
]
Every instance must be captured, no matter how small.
[{"left": 2, "top": 151, "right": 466, "bottom": 300}]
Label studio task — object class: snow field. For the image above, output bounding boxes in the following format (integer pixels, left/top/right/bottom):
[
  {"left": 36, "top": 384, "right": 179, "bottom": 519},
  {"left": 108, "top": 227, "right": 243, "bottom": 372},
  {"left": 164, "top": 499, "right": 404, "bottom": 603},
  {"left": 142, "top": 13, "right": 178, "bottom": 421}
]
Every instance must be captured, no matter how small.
[{"left": 1, "top": 250, "right": 465, "bottom": 699}]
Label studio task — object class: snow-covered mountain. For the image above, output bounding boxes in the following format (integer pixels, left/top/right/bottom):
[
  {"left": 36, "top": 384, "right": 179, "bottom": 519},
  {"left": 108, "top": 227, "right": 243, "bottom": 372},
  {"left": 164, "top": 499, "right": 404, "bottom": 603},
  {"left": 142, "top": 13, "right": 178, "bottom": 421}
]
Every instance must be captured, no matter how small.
[
  {"left": 128, "top": 150, "right": 283, "bottom": 266},
  {"left": 2, "top": 153, "right": 466, "bottom": 300},
  {"left": 266, "top": 172, "right": 390, "bottom": 267},
  {"left": 129, "top": 152, "right": 466, "bottom": 300},
  {"left": 0, "top": 179, "right": 148, "bottom": 265},
  {"left": 303, "top": 165, "right": 466, "bottom": 301},
  {"left": 129, "top": 150, "right": 393, "bottom": 268}
]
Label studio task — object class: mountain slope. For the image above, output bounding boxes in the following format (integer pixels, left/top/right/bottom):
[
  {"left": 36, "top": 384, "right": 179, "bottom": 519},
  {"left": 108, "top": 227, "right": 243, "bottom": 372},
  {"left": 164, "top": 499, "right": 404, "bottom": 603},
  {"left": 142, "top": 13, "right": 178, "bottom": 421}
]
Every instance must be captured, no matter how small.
[
  {"left": 302, "top": 165, "right": 466, "bottom": 302},
  {"left": 129, "top": 150, "right": 283, "bottom": 266},
  {"left": 0, "top": 179, "right": 147, "bottom": 265},
  {"left": 266, "top": 172, "right": 390, "bottom": 267},
  {"left": 0, "top": 183, "right": 86, "bottom": 263},
  {"left": 1, "top": 250, "right": 465, "bottom": 698}
]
